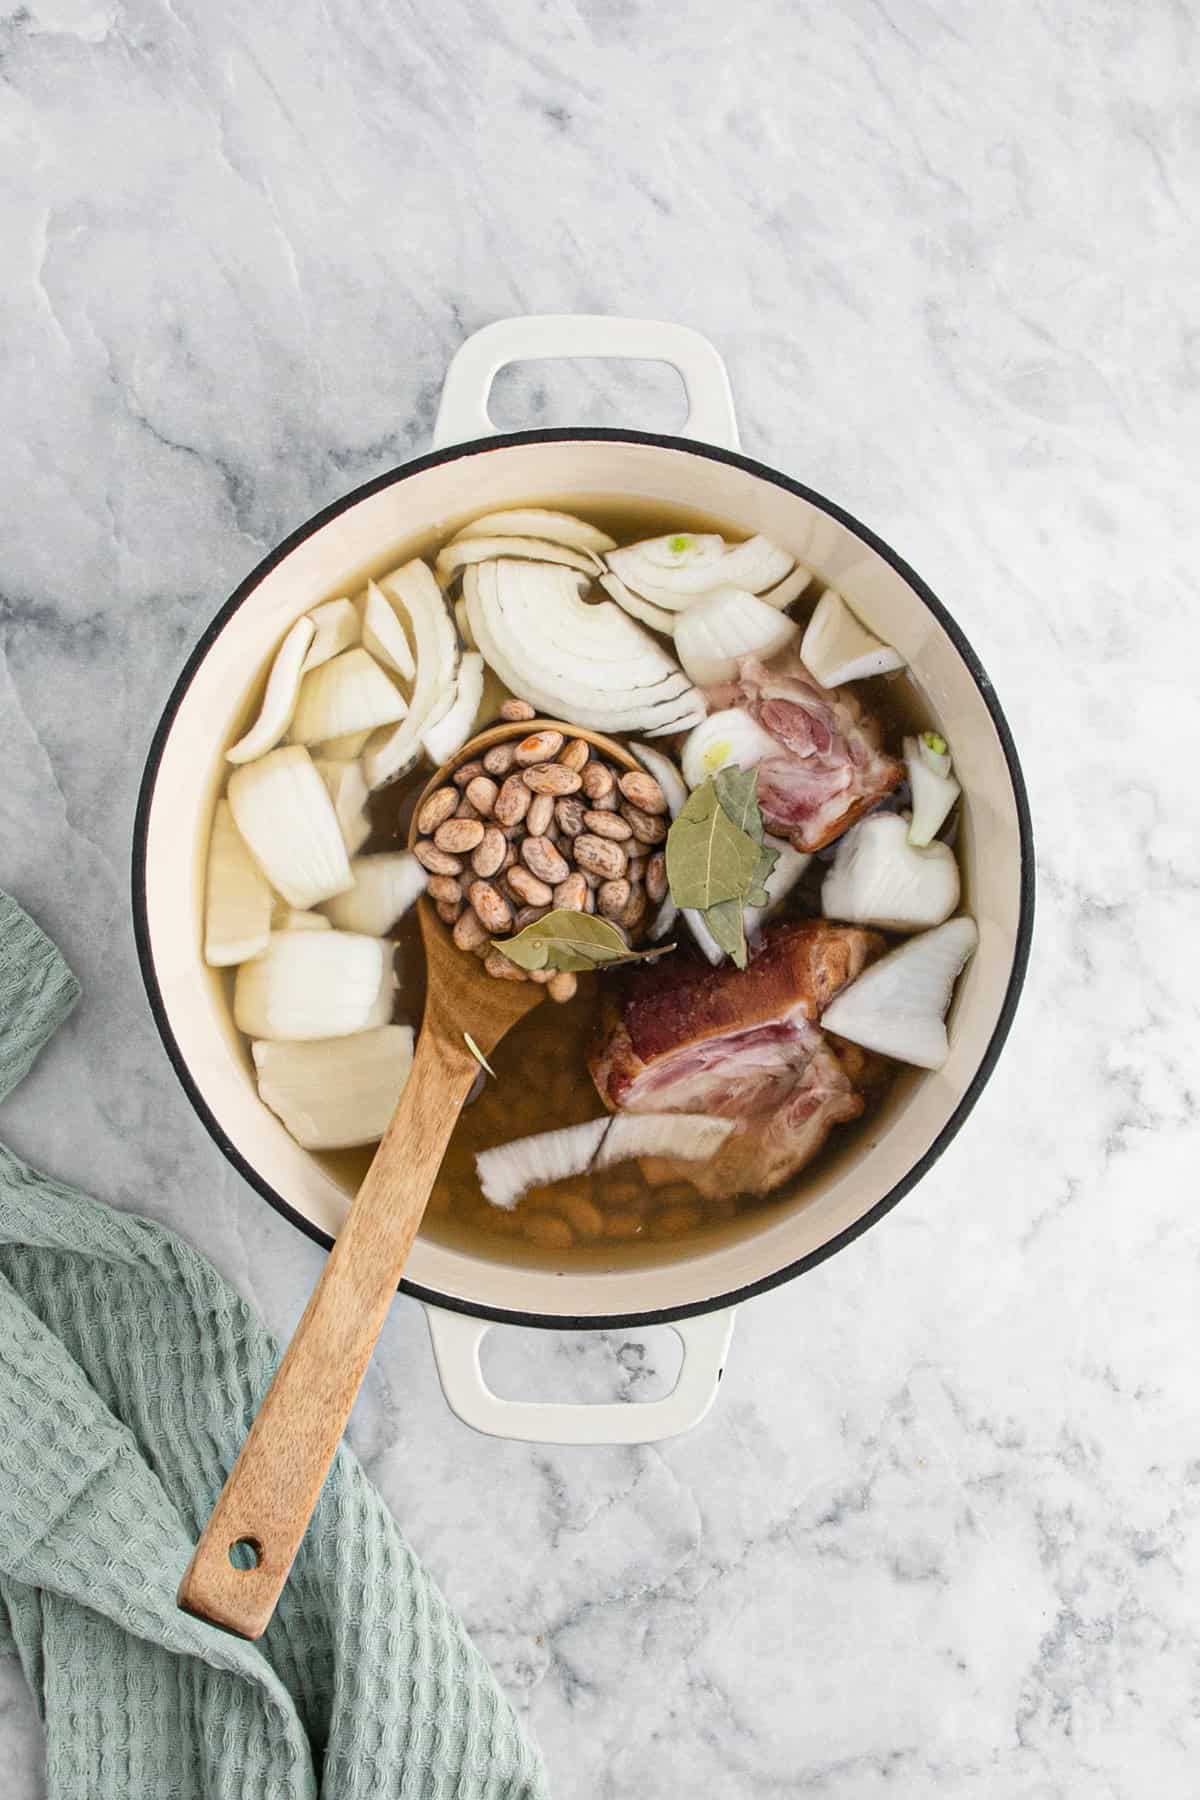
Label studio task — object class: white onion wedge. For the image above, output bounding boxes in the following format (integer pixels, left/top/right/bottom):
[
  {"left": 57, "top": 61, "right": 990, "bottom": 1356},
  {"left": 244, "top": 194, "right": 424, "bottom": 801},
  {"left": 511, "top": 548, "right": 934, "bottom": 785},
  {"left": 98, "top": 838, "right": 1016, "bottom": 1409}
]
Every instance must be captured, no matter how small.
[
  {"left": 254, "top": 1025, "right": 415, "bottom": 1150},
  {"left": 318, "top": 729, "right": 372, "bottom": 759},
  {"left": 464, "top": 561, "right": 705, "bottom": 736},
  {"left": 313, "top": 756, "right": 369, "bottom": 853},
  {"left": 360, "top": 579, "right": 416, "bottom": 683},
  {"left": 801, "top": 589, "right": 905, "bottom": 687},
  {"left": 759, "top": 564, "right": 813, "bottom": 610},
  {"left": 742, "top": 837, "right": 813, "bottom": 940},
  {"left": 598, "top": 572, "right": 677, "bottom": 637},
  {"left": 204, "top": 800, "right": 272, "bottom": 966},
  {"left": 345, "top": 809, "right": 371, "bottom": 855},
  {"left": 905, "top": 734, "right": 961, "bottom": 848},
  {"left": 454, "top": 596, "right": 475, "bottom": 648},
  {"left": 476, "top": 1112, "right": 736, "bottom": 1209},
  {"left": 291, "top": 648, "right": 408, "bottom": 745},
  {"left": 821, "top": 916, "right": 979, "bottom": 1070},
  {"left": 319, "top": 852, "right": 427, "bottom": 935},
  {"left": 227, "top": 745, "right": 353, "bottom": 909},
  {"left": 363, "top": 561, "right": 460, "bottom": 788},
  {"left": 421, "top": 652, "right": 485, "bottom": 765},
  {"left": 434, "top": 536, "right": 600, "bottom": 587},
  {"left": 234, "top": 930, "right": 394, "bottom": 1041},
  {"left": 674, "top": 587, "right": 798, "bottom": 688},
  {"left": 631, "top": 741, "right": 721, "bottom": 960},
  {"left": 302, "top": 598, "right": 359, "bottom": 672},
  {"left": 450, "top": 508, "right": 616, "bottom": 555},
  {"left": 226, "top": 616, "right": 315, "bottom": 764},
  {"left": 822, "top": 811, "right": 959, "bottom": 932},
  {"left": 607, "top": 533, "right": 794, "bottom": 604},
  {"left": 272, "top": 908, "right": 332, "bottom": 932},
  {"left": 681, "top": 708, "right": 779, "bottom": 790}
]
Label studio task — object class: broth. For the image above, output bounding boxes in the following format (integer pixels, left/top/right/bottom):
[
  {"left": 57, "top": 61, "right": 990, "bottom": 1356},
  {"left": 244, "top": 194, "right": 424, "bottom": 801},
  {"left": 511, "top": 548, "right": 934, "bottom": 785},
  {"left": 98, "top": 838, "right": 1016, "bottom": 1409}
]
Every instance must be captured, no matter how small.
[{"left": 289, "top": 494, "right": 949, "bottom": 1271}]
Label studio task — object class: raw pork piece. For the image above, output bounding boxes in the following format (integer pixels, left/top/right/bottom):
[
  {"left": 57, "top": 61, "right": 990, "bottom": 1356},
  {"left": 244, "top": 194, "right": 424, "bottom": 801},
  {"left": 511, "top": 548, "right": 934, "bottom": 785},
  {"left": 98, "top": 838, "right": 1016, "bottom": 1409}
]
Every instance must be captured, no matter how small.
[
  {"left": 717, "top": 654, "right": 903, "bottom": 852},
  {"left": 588, "top": 919, "right": 885, "bottom": 1200}
]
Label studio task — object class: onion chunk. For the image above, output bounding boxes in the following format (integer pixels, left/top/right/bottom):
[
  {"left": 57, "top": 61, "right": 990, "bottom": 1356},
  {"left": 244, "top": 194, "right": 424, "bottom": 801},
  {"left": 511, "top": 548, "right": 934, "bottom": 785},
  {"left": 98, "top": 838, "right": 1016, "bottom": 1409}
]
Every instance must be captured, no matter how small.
[
  {"left": 205, "top": 800, "right": 272, "bottom": 966},
  {"left": 227, "top": 745, "right": 353, "bottom": 909},
  {"left": 801, "top": 589, "right": 905, "bottom": 687},
  {"left": 821, "top": 811, "right": 959, "bottom": 932},
  {"left": 674, "top": 586, "right": 798, "bottom": 687},
  {"left": 821, "top": 916, "right": 978, "bottom": 1069},
  {"left": 226, "top": 615, "right": 315, "bottom": 764},
  {"left": 291, "top": 647, "right": 408, "bottom": 745},
  {"left": 476, "top": 1112, "right": 735, "bottom": 1209},
  {"left": 320, "top": 852, "right": 428, "bottom": 935},
  {"left": 234, "top": 930, "right": 395, "bottom": 1041},
  {"left": 254, "top": 1025, "right": 414, "bottom": 1149}
]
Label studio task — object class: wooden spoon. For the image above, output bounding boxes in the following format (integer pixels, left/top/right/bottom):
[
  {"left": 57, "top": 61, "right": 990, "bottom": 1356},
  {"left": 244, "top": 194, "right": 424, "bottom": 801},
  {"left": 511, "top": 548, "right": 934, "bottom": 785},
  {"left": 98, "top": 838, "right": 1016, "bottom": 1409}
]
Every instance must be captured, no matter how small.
[{"left": 178, "top": 719, "right": 640, "bottom": 1639}]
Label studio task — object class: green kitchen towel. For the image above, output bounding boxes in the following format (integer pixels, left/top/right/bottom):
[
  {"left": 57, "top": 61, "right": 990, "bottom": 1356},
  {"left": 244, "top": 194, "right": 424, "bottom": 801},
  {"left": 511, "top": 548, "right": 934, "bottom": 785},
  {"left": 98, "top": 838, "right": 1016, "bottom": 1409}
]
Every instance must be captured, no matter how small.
[{"left": 0, "top": 892, "right": 548, "bottom": 1800}]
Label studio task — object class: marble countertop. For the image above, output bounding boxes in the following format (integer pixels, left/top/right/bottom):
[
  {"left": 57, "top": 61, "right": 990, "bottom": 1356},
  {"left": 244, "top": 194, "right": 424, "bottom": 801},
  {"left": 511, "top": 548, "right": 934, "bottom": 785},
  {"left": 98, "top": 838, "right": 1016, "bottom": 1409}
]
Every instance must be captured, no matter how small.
[{"left": 2, "top": 2, "right": 1195, "bottom": 1795}]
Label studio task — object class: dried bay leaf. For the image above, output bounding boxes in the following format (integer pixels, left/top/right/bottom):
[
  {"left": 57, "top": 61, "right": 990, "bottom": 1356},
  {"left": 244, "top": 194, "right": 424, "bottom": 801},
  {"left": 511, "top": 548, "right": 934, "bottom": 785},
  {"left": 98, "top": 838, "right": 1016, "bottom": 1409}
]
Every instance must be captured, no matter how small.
[
  {"left": 665, "top": 779, "right": 764, "bottom": 910},
  {"left": 494, "top": 908, "right": 675, "bottom": 974}
]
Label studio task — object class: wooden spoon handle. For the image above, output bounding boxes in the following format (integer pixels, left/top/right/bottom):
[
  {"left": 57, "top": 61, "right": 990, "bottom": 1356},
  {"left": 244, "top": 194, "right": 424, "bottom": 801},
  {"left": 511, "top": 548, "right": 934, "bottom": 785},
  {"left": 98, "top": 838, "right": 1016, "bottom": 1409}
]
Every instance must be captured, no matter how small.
[{"left": 177, "top": 1030, "right": 478, "bottom": 1639}]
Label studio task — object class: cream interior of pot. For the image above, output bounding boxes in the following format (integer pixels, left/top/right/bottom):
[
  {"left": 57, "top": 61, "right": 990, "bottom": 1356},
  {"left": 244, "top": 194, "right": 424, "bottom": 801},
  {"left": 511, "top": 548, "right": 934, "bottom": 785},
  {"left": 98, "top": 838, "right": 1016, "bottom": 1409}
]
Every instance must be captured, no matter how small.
[{"left": 141, "top": 438, "right": 1025, "bottom": 1320}]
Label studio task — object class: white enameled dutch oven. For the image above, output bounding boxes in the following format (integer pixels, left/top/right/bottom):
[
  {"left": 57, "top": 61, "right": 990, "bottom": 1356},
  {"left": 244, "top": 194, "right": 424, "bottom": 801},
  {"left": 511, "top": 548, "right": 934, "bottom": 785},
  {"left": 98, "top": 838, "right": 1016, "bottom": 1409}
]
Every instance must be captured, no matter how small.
[{"left": 133, "top": 316, "right": 1033, "bottom": 1445}]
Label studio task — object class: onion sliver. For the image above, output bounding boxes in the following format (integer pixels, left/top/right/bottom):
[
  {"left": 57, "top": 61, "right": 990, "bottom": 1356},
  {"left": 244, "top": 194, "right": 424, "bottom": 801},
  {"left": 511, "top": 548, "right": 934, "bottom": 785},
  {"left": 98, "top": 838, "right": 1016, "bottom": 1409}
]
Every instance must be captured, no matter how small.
[
  {"left": 292, "top": 647, "right": 408, "bottom": 745},
  {"left": 302, "top": 598, "right": 359, "bottom": 672},
  {"left": 434, "top": 536, "right": 601, "bottom": 587},
  {"left": 800, "top": 589, "right": 905, "bottom": 687},
  {"left": 477, "top": 1112, "right": 736, "bottom": 1209},
  {"left": 465, "top": 561, "right": 705, "bottom": 736},
  {"left": 758, "top": 564, "right": 813, "bottom": 610},
  {"left": 450, "top": 508, "right": 616, "bottom": 555},
  {"left": 320, "top": 852, "right": 427, "bottom": 935},
  {"left": 204, "top": 800, "right": 272, "bottom": 966},
  {"left": 234, "top": 930, "right": 395, "bottom": 1042},
  {"left": 904, "top": 734, "right": 960, "bottom": 848},
  {"left": 361, "top": 579, "right": 416, "bottom": 682},
  {"left": 821, "top": 811, "right": 959, "bottom": 932},
  {"left": 421, "top": 652, "right": 485, "bottom": 766},
  {"left": 598, "top": 572, "right": 677, "bottom": 637},
  {"left": 681, "top": 708, "right": 779, "bottom": 790},
  {"left": 608, "top": 534, "right": 794, "bottom": 603},
  {"left": 227, "top": 744, "right": 353, "bottom": 909},
  {"left": 254, "top": 1025, "right": 414, "bottom": 1150},
  {"left": 226, "top": 615, "right": 314, "bottom": 764},
  {"left": 631, "top": 742, "right": 721, "bottom": 959},
  {"left": 313, "top": 756, "right": 368, "bottom": 851},
  {"left": 820, "top": 916, "right": 978, "bottom": 1070},
  {"left": 363, "top": 561, "right": 460, "bottom": 788},
  {"left": 674, "top": 587, "right": 798, "bottom": 688}
]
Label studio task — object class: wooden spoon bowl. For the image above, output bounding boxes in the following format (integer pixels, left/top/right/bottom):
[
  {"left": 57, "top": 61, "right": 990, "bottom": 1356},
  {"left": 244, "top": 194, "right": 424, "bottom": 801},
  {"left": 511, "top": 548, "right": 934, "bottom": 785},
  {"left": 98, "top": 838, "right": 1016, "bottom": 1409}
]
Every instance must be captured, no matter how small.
[{"left": 179, "top": 717, "right": 640, "bottom": 1639}]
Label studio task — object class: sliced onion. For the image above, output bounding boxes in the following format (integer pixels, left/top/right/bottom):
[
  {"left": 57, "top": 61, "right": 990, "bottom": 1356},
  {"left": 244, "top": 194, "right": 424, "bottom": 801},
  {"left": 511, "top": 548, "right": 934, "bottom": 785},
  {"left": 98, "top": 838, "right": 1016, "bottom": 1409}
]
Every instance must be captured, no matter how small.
[
  {"left": 318, "top": 729, "right": 373, "bottom": 759},
  {"left": 360, "top": 579, "right": 416, "bottom": 682},
  {"left": 320, "top": 852, "right": 427, "bottom": 935},
  {"left": 821, "top": 916, "right": 978, "bottom": 1070},
  {"left": 312, "top": 756, "right": 369, "bottom": 852},
  {"left": 464, "top": 561, "right": 705, "bottom": 736},
  {"left": 227, "top": 745, "right": 353, "bottom": 909},
  {"left": 598, "top": 571, "right": 677, "bottom": 637},
  {"left": 758, "top": 564, "right": 813, "bottom": 610},
  {"left": 674, "top": 587, "right": 798, "bottom": 688},
  {"left": 291, "top": 647, "right": 408, "bottom": 745},
  {"left": 476, "top": 1112, "right": 736, "bottom": 1209},
  {"left": 226, "top": 615, "right": 314, "bottom": 764},
  {"left": 681, "top": 708, "right": 779, "bottom": 790},
  {"left": 363, "top": 561, "right": 460, "bottom": 788},
  {"left": 254, "top": 1025, "right": 414, "bottom": 1150},
  {"left": 302, "top": 598, "right": 359, "bottom": 672},
  {"left": 607, "top": 533, "right": 794, "bottom": 604},
  {"left": 434, "top": 536, "right": 601, "bottom": 588},
  {"left": 234, "top": 929, "right": 395, "bottom": 1041},
  {"left": 904, "top": 735, "right": 960, "bottom": 848},
  {"left": 822, "top": 811, "right": 959, "bottom": 932},
  {"left": 421, "top": 652, "right": 485, "bottom": 766},
  {"left": 204, "top": 800, "right": 272, "bottom": 966},
  {"left": 454, "top": 596, "right": 475, "bottom": 648},
  {"left": 800, "top": 589, "right": 905, "bottom": 687},
  {"left": 272, "top": 907, "right": 331, "bottom": 931},
  {"left": 450, "top": 507, "right": 616, "bottom": 555}
]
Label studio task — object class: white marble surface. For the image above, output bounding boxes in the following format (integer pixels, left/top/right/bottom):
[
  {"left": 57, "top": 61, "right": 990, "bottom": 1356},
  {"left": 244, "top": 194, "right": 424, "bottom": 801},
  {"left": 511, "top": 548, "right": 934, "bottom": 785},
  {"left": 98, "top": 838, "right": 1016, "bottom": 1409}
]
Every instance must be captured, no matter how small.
[{"left": 1, "top": 1, "right": 1197, "bottom": 1794}]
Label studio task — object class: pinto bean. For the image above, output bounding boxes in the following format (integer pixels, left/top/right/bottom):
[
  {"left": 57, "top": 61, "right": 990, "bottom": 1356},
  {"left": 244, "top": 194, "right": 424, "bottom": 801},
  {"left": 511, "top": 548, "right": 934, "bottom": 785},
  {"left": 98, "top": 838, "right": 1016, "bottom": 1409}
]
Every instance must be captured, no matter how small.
[
  {"left": 555, "top": 796, "right": 586, "bottom": 837},
  {"left": 618, "top": 769, "right": 668, "bottom": 815},
  {"left": 645, "top": 852, "right": 667, "bottom": 902},
  {"left": 470, "top": 825, "right": 507, "bottom": 879},
  {"left": 522, "top": 762, "right": 582, "bottom": 796},
  {"left": 526, "top": 791, "right": 555, "bottom": 837},
  {"left": 507, "top": 865, "right": 554, "bottom": 908},
  {"left": 484, "top": 948, "right": 528, "bottom": 982},
  {"left": 621, "top": 802, "right": 667, "bottom": 845},
  {"left": 553, "top": 872, "right": 588, "bottom": 912},
  {"left": 426, "top": 874, "right": 462, "bottom": 904},
  {"left": 522, "top": 836, "right": 570, "bottom": 885},
  {"left": 580, "top": 762, "right": 614, "bottom": 802},
  {"left": 547, "top": 970, "right": 577, "bottom": 1005},
  {"left": 583, "top": 808, "right": 633, "bottom": 841},
  {"left": 558, "top": 738, "right": 590, "bottom": 772},
  {"left": 482, "top": 743, "right": 516, "bottom": 776},
  {"left": 453, "top": 759, "right": 485, "bottom": 789},
  {"left": 453, "top": 907, "right": 490, "bottom": 952},
  {"left": 468, "top": 880, "right": 513, "bottom": 933},
  {"left": 597, "top": 877, "right": 631, "bottom": 919},
  {"left": 464, "top": 775, "right": 499, "bottom": 816},
  {"left": 499, "top": 697, "right": 536, "bottom": 721},
  {"left": 494, "top": 774, "right": 532, "bottom": 828},
  {"left": 434, "top": 817, "right": 485, "bottom": 854},
  {"left": 435, "top": 897, "right": 462, "bottom": 925},
  {"left": 414, "top": 841, "right": 462, "bottom": 876},
  {"left": 514, "top": 903, "right": 552, "bottom": 930},
  {"left": 416, "top": 787, "right": 459, "bottom": 835},
  {"left": 573, "top": 834, "right": 628, "bottom": 880},
  {"left": 514, "top": 730, "right": 564, "bottom": 765}
]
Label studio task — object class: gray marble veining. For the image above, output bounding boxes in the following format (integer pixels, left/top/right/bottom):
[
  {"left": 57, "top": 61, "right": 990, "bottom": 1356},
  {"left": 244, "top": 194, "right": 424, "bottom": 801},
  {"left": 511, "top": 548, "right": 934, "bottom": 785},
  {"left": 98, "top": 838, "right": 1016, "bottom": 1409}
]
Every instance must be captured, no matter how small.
[{"left": 1, "top": 1, "right": 1197, "bottom": 1794}]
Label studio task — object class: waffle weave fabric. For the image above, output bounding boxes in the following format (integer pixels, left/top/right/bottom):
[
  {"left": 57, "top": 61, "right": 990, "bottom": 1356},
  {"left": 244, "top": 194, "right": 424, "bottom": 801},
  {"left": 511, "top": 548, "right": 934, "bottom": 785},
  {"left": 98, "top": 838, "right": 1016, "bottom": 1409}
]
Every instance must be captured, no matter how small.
[{"left": 0, "top": 892, "right": 547, "bottom": 1800}]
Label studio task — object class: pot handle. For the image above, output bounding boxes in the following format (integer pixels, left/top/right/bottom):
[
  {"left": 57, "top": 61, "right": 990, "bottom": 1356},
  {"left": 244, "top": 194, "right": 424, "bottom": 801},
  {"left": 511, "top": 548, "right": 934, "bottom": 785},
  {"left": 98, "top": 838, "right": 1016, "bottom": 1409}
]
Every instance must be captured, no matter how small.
[
  {"left": 424, "top": 1304, "right": 736, "bottom": 1445},
  {"left": 432, "top": 315, "right": 740, "bottom": 452}
]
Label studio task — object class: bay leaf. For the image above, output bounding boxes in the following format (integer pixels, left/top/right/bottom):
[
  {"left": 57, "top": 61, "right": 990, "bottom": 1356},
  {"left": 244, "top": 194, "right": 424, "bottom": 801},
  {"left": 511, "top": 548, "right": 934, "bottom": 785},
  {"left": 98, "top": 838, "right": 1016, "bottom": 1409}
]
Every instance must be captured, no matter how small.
[
  {"left": 494, "top": 909, "right": 676, "bottom": 974},
  {"left": 705, "top": 897, "right": 748, "bottom": 970},
  {"left": 664, "top": 779, "right": 764, "bottom": 911}
]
